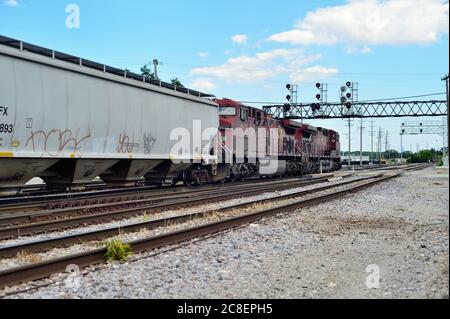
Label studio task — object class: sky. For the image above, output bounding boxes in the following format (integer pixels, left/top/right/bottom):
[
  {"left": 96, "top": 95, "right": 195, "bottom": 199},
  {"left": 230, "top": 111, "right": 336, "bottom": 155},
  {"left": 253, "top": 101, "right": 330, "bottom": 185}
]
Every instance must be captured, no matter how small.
[{"left": 0, "top": 0, "right": 449, "bottom": 153}]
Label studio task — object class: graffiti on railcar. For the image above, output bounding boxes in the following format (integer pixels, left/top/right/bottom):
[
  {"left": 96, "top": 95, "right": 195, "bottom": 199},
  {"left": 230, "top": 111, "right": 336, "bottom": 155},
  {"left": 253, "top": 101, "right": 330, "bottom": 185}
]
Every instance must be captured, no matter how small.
[
  {"left": 117, "top": 132, "right": 139, "bottom": 154},
  {"left": 143, "top": 132, "right": 156, "bottom": 154},
  {"left": 25, "top": 128, "right": 91, "bottom": 156}
]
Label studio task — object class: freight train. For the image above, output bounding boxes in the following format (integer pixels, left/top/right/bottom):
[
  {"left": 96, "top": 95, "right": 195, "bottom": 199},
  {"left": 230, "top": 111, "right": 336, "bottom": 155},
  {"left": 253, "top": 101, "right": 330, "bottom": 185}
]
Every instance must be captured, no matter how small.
[{"left": 0, "top": 35, "right": 340, "bottom": 194}]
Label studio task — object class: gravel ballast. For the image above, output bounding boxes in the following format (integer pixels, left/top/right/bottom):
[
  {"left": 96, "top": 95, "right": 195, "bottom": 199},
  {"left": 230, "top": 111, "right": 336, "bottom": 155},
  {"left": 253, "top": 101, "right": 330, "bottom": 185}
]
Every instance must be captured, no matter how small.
[{"left": 1, "top": 167, "right": 448, "bottom": 299}]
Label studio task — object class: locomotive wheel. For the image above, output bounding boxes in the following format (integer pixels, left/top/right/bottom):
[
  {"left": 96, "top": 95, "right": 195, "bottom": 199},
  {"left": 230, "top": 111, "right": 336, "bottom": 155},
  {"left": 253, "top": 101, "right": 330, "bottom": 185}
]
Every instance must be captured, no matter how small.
[
  {"left": 183, "top": 171, "right": 194, "bottom": 187},
  {"left": 183, "top": 178, "right": 195, "bottom": 188}
]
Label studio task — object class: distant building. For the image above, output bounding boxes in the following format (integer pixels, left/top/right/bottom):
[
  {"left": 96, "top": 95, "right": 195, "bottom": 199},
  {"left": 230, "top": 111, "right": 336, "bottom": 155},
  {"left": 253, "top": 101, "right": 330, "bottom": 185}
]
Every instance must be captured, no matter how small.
[{"left": 341, "top": 155, "right": 371, "bottom": 165}]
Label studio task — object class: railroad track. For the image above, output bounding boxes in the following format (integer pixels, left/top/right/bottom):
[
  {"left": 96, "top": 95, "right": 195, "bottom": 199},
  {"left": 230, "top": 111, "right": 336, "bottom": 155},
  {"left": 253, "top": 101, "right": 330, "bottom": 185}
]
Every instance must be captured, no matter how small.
[
  {"left": 0, "top": 175, "right": 350, "bottom": 239},
  {"left": 0, "top": 173, "right": 331, "bottom": 207},
  {"left": 0, "top": 174, "right": 337, "bottom": 214},
  {"left": 342, "top": 163, "right": 425, "bottom": 172},
  {"left": 0, "top": 164, "right": 430, "bottom": 289},
  {"left": 0, "top": 174, "right": 381, "bottom": 258}
]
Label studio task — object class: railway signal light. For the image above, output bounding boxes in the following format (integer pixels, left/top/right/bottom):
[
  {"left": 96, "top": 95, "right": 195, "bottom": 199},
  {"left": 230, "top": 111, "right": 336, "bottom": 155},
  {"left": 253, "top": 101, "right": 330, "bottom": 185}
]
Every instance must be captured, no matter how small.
[
  {"left": 315, "top": 82, "right": 327, "bottom": 106},
  {"left": 286, "top": 83, "right": 294, "bottom": 102},
  {"left": 283, "top": 103, "right": 291, "bottom": 112},
  {"left": 340, "top": 81, "right": 357, "bottom": 112}
]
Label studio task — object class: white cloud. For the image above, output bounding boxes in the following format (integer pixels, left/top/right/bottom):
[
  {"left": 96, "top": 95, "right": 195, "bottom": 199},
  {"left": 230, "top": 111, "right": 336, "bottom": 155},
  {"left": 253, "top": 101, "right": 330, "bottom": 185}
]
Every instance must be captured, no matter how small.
[
  {"left": 4, "top": 0, "right": 18, "bottom": 6},
  {"left": 361, "top": 46, "right": 373, "bottom": 54},
  {"left": 290, "top": 66, "right": 339, "bottom": 83},
  {"left": 346, "top": 46, "right": 373, "bottom": 54},
  {"left": 231, "top": 34, "right": 248, "bottom": 45},
  {"left": 268, "top": 0, "right": 449, "bottom": 46},
  {"left": 197, "top": 52, "right": 209, "bottom": 58},
  {"left": 191, "top": 48, "right": 337, "bottom": 84},
  {"left": 189, "top": 79, "right": 217, "bottom": 92}
]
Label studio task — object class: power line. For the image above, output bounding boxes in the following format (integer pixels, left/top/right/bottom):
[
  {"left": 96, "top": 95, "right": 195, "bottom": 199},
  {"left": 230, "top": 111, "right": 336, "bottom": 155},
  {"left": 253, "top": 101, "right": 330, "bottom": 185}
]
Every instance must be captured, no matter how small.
[{"left": 358, "top": 92, "right": 446, "bottom": 102}]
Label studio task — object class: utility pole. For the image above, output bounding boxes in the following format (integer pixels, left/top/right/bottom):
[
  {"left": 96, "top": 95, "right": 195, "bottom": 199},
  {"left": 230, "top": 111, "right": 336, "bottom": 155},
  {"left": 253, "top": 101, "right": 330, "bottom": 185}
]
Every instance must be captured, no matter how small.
[
  {"left": 444, "top": 117, "right": 446, "bottom": 153},
  {"left": 348, "top": 118, "right": 351, "bottom": 165},
  {"left": 442, "top": 74, "right": 449, "bottom": 155},
  {"left": 358, "top": 118, "right": 364, "bottom": 165},
  {"left": 378, "top": 128, "right": 382, "bottom": 163},
  {"left": 385, "top": 131, "right": 389, "bottom": 160},
  {"left": 400, "top": 132, "right": 403, "bottom": 161},
  {"left": 370, "top": 119, "right": 374, "bottom": 164},
  {"left": 153, "top": 59, "right": 160, "bottom": 80}
]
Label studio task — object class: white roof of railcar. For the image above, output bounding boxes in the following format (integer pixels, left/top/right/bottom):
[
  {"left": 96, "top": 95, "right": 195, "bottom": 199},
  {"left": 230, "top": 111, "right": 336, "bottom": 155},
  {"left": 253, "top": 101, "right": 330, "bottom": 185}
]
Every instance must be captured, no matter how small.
[{"left": 0, "top": 35, "right": 217, "bottom": 106}]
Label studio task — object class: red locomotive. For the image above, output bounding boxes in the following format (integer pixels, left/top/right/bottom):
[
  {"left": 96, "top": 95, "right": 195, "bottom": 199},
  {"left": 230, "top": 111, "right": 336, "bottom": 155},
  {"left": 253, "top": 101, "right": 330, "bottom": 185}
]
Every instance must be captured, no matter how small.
[{"left": 182, "top": 98, "right": 341, "bottom": 185}]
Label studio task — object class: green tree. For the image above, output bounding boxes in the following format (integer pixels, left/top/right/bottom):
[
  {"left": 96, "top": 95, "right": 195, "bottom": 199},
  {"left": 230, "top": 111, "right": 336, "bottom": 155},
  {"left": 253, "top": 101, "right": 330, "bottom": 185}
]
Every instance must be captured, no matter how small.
[
  {"left": 402, "top": 151, "right": 413, "bottom": 159},
  {"left": 140, "top": 64, "right": 155, "bottom": 79},
  {"left": 171, "top": 78, "right": 184, "bottom": 87},
  {"left": 407, "top": 150, "right": 434, "bottom": 163}
]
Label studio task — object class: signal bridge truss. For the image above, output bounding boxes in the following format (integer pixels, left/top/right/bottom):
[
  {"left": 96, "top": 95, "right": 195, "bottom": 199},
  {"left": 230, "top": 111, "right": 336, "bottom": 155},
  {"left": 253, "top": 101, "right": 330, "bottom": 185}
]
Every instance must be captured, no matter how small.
[
  {"left": 401, "top": 121, "right": 447, "bottom": 136},
  {"left": 263, "top": 100, "right": 447, "bottom": 120}
]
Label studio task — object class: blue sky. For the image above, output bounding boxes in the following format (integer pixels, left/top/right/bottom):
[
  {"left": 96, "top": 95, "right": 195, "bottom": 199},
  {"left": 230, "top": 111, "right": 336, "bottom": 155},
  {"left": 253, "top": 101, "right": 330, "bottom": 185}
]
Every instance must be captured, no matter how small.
[{"left": 1, "top": 0, "right": 448, "bottom": 153}]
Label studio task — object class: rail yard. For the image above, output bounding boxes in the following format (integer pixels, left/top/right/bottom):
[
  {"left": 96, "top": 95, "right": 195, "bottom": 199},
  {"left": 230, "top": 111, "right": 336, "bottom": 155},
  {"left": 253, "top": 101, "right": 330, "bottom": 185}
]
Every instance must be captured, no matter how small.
[
  {"left": 0, "top": 35, "right": 448, "bottom": 300},
  {"left": 0, "top": 0, "right": 449, "bottom": 303}
]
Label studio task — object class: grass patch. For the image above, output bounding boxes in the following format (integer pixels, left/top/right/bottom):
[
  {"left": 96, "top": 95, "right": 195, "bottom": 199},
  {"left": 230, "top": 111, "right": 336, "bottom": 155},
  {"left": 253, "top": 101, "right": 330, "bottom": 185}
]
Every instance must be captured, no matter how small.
[{"left": 104, "top": 239, "right": 133, "bottom": 262}]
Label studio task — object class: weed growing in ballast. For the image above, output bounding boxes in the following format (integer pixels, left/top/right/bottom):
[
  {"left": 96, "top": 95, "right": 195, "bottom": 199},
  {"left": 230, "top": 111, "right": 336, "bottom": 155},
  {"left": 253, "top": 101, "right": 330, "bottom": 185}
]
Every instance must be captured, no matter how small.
[{"left": 104, "top": 239, "right": 133, "bottom": 262}]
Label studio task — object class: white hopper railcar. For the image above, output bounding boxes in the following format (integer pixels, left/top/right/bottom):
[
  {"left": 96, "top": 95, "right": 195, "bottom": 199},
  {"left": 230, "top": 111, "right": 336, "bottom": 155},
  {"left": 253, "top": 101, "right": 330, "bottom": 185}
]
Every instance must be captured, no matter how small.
[{"left": 0, "top": 36, "right": 219, "bottom": 192}]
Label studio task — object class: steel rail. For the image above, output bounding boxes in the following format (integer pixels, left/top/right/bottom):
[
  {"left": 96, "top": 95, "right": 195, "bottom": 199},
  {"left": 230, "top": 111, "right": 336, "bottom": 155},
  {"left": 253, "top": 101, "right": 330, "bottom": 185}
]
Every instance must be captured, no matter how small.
[
  {"left": 0, "top": 175, "right": 383, "bottom": 258},
  {"left": 0, "top": 176, "right": 341, "bottom": 238},
  {"left": 0, "top": 174, "right": 335, "bottom": 213},
  {"left": 0, "top": 173, "right": 332, "bottom": 207},
  {"left": 0, "top": 175, "right": 335, "bottom": 222},
  {"left": 0, "top": 166, "right": 430, "bottom": 290}
]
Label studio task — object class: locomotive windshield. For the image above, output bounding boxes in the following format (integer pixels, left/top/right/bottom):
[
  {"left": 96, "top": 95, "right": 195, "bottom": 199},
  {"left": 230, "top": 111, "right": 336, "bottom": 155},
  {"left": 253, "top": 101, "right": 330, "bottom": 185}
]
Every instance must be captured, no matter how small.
[{"left": 218, "top": 106, "right": 236, "bottom": 116}]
